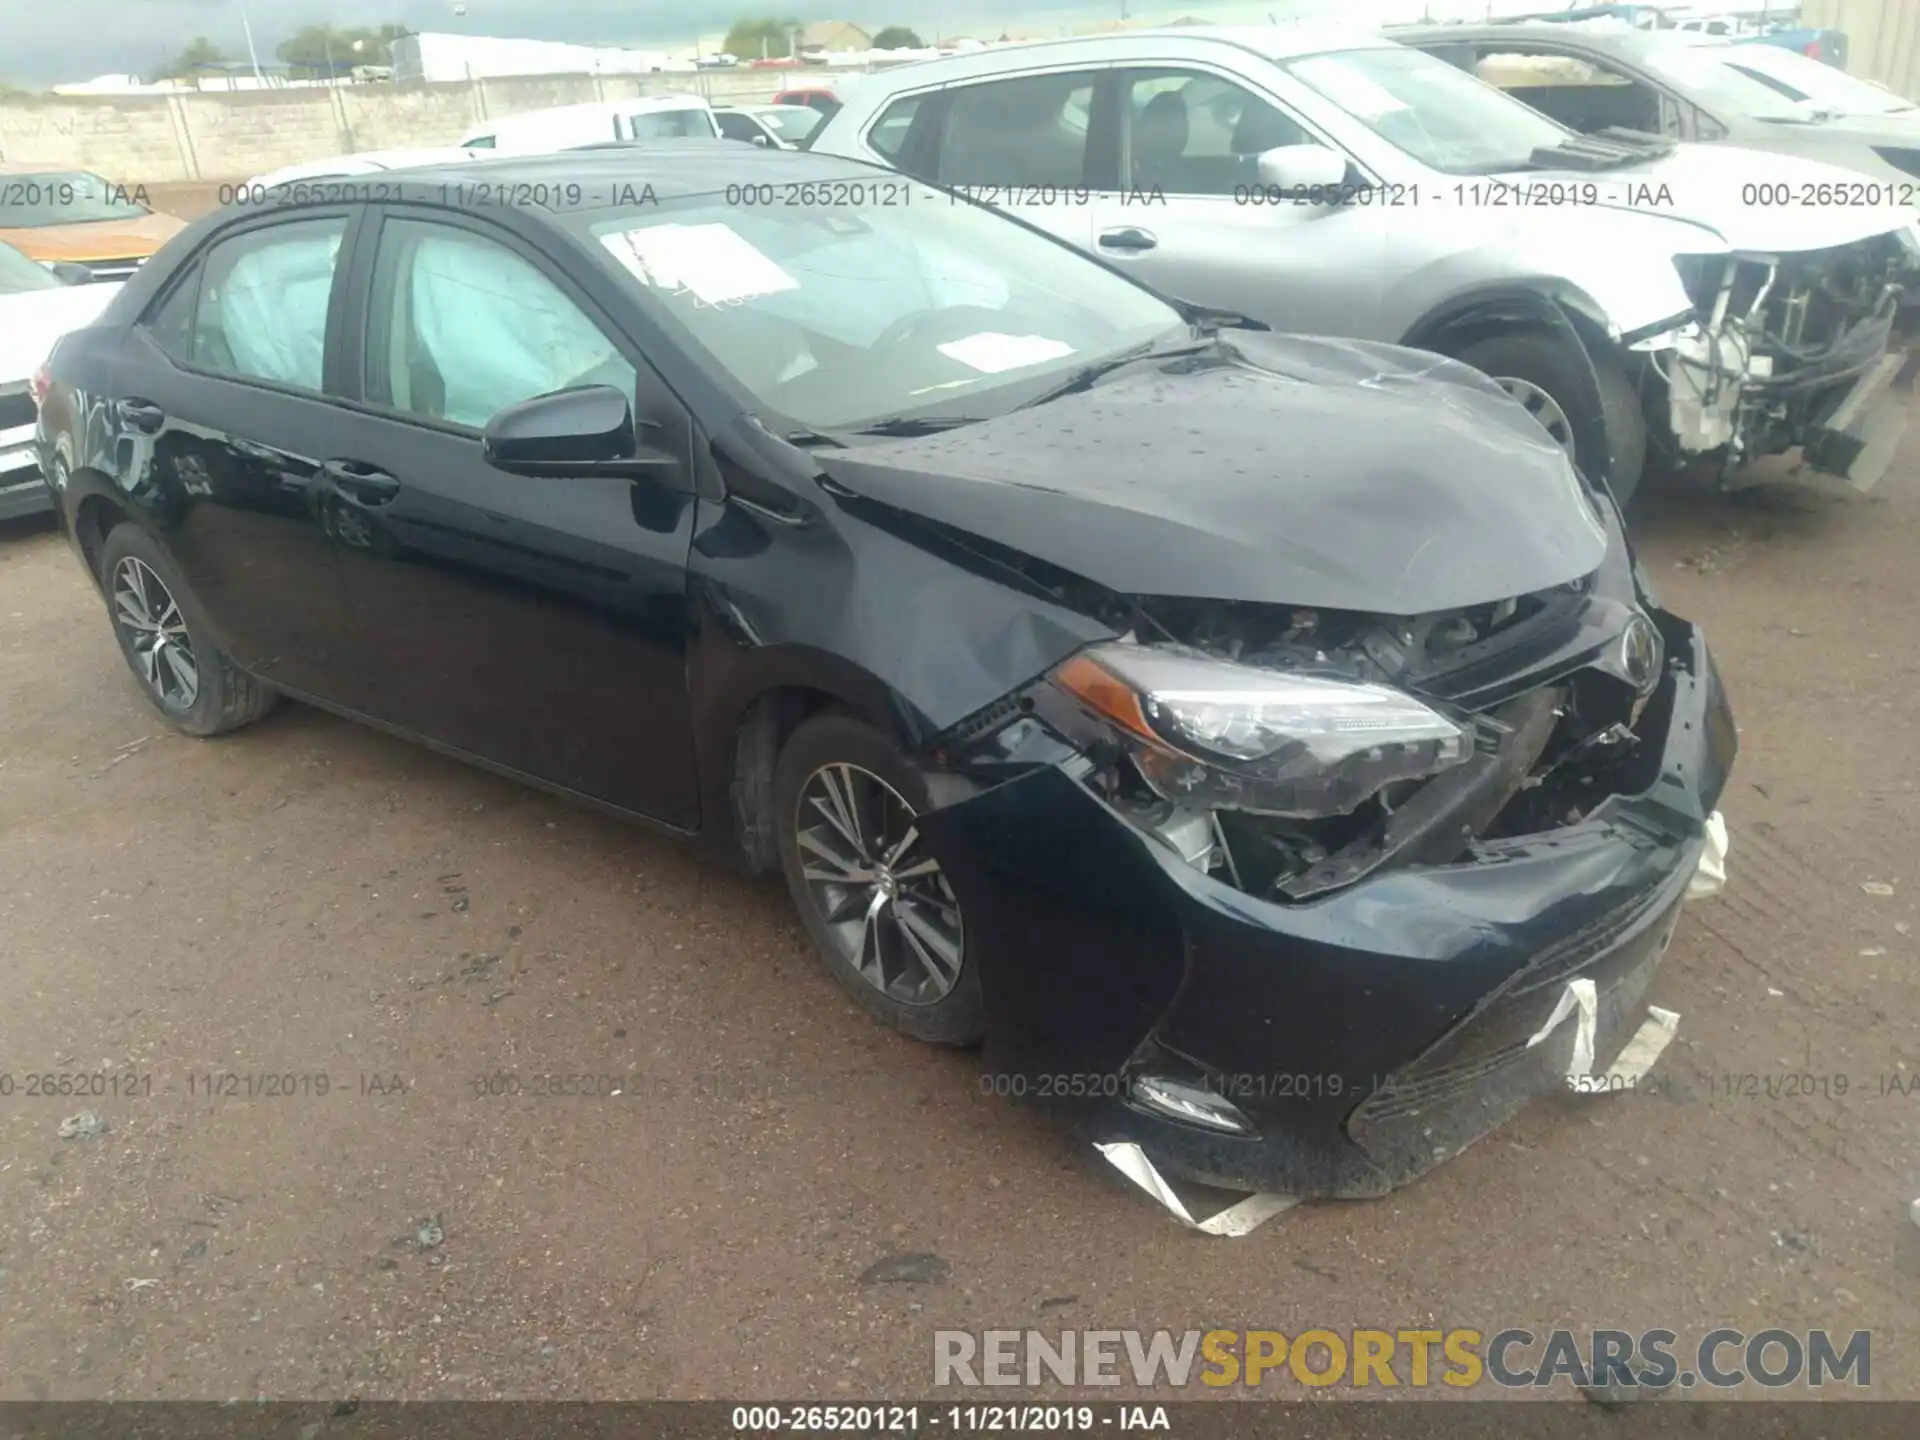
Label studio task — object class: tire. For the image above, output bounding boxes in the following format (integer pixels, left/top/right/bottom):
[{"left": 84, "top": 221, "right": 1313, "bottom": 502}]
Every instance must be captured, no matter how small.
[
  {"left": 773, "top": 711, "right": 986, "bottom": 1045},
  {"left": 1455, "top": 330, "right": 1649, "bottom": 508},
  {"left": 97, "top": 523, "right": 277, "bottom": 737}
]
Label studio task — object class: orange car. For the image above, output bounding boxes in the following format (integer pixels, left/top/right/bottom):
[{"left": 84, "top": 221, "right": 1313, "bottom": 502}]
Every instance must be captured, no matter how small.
[{"left": 0, "top": 165, "right": 184, "bottom": 282}]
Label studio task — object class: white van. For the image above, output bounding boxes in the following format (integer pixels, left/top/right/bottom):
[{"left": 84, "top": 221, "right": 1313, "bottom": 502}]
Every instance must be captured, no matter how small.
[{"left": 459, "top": 98, "right": 721, "bottom": 153}]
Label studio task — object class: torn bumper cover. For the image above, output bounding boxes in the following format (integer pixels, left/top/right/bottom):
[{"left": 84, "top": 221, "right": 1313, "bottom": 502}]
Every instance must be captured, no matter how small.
[
  {"left": 1665, "top": 240, "right": 1916, "bottom": 490},
  {"left": 921, "top": 617, "right": 1735, "bottom": 1200}
]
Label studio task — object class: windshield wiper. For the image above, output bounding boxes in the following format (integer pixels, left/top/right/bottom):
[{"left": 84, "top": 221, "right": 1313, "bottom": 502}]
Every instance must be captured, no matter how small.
[
  {"left": 1529, "top": 127, "right": 1678, "bottom": 170},
  {"left": 851, "top": 414, "right": 984, "bottom": 437},
  {"left": 1016, "top": 335, "right": 1218, "bottom": 412},
  {"left": 783, "top": 425, "right": 849, "bottom": 448}
]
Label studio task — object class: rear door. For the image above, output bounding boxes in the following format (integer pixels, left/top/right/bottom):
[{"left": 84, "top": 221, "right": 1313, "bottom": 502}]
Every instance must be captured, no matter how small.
[
  {"left": 106, "top": 207, "right": 371, "bottom": 704},
  {"left": 321, "top": 205, "right": 703, "bottom": 825}
]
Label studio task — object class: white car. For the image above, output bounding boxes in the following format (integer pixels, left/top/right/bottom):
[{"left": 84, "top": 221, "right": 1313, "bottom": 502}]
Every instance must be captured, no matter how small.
[
  {"left": 713, "top": 104, "right": 828, "bottom": 150},
  {"left": 811, "top": 24, "right": 1920, "bottom": 500},
  {"left": 0, "top": 240, "right": 120, "bottom": 520},
  {"left": 1714, "top": 40, "right": 1920, "bottom": 122},
  {"left": 245, "top": 147, "right": 485, "bottom": 192},
  {"left": 459, "top": 97, "right": 721, "bottom": 153}
]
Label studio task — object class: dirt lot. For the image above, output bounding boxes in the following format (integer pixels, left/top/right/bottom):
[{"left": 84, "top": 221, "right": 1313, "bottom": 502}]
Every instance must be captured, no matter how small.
[
  {"left": 3, "top": 465, "right": 1918, "bottom": 1402},
  {"left": 4, "top": 422, "right": 1920, "bottom": 1398}
]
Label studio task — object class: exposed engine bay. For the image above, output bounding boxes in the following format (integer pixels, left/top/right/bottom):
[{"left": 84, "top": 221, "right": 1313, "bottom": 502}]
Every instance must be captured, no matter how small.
[
  {"left": 1658, "top": 232, "right": 1915, "bottom": 485},
  {"left": 1011, "top": 565, "right": 1670, "bottom": 907}
]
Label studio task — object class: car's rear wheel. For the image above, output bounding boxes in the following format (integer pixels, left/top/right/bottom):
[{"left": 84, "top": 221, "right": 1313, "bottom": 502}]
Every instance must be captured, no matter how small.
[
  {"left": 98, "top": 524, "right": 276, "bottom": 737},
  {"left": 1456, "top": 330, "right": 1649, "bottom": 507},
  {"left": 773, "top": 711, "right": 985, "bottom": 1045}
]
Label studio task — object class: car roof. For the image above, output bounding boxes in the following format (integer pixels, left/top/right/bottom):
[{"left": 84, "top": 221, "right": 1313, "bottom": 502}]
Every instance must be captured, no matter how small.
[
  {"left": 1391, "top": 21, "right": 1666, "bottom": 58},
  {"left": 838, "top": 23, "right": 1396, "bottom": 89},
  {"left": 229, "top": 142, "right": 883, "bottom": 216}
]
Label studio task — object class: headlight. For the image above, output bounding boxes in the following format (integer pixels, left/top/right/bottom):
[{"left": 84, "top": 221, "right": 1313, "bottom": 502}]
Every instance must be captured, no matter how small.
[{"left": 1051, "top": 643, "right": 1470, "bottom": 819}]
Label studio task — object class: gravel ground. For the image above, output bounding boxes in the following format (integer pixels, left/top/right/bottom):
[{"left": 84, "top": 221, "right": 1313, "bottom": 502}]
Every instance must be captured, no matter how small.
[{"left": 2, "top": 451, "right": 1918, "bottom": 1402}]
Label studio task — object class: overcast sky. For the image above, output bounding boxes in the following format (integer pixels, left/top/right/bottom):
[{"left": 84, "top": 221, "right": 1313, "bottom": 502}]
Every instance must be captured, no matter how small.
[{"left": 3, "top": 0, "right": 1107, "bottom": 86}]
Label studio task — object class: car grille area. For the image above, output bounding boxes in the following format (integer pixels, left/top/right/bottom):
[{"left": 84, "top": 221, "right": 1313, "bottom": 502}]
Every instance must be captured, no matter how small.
[{"left": 1347, "top": 880, "right": 1683, "bottom": 1167}]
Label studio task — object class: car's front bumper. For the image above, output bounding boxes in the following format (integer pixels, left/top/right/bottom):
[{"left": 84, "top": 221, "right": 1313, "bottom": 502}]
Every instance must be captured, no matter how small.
[{"left": 925, "top": 612, "right": 1735, "bottom": 1198}]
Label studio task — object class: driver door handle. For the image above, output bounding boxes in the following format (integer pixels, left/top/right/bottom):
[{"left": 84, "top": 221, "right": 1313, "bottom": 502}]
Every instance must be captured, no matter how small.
[
  {"left": 1098, "top": 227, "right": 1158, "bottom": 252},
  {"left": 322, "top": 458, "right": 401, "bottom": 506}
]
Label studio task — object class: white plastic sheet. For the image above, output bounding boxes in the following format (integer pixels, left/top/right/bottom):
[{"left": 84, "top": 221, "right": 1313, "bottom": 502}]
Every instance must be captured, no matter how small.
[{"left": 1095, "top": 1141, "right": 1298, "bottom": 1237}]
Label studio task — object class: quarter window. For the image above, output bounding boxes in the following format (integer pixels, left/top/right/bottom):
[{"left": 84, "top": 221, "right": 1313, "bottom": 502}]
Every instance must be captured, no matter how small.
[
  {"left": 938, "top": 72, "right": 1095, "bottom": 188},
  {"left": 150, "top": 216, "right": 346, "bottom": 390},
  {"left": 366, "top": 218, "right": 636, "bottom": 430},
  {"left": 869, "top": 94, "right": 924, "bottom": 163},
  {"left": 1116, "top": 69, "right": 1311, "bottom": 195}
]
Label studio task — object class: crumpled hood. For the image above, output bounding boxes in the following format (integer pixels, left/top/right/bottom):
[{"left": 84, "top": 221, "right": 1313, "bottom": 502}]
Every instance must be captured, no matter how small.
[
  {"left": 815, "top": 333, "right": 1610, "bottom": 616},
  {"left": 1517, "top": 142, "right": 1916, "bottom": 253},
  {"left": 0, "top": 282, "right": 120, "bottom": 384}
]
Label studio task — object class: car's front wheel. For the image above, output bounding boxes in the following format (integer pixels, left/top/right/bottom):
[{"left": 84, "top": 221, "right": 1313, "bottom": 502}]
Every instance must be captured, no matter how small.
[
  {"left": 1455, "top": 330, "right": 1649, "bottom": 507},
  {"left": 773, "top": 711, "right": 985, "bottom": 1045},
  {"left": 98, "top": 523, "right": 276, "bottom": 737}
]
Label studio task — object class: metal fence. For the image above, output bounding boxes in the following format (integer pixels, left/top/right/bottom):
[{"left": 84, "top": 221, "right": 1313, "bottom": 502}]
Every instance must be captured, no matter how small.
[{"left": 1804, "top": 0, "right": 1920, "bottom": 98}]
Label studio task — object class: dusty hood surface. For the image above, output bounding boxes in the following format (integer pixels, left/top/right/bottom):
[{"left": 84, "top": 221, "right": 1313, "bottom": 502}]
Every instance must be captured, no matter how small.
[
  {"left": 0, "top": 283, "right": 120, "bottom": 383},
  {"left": 1517, "top": 142, "right": 1916, "bottom": 252},
  {"left": 816, "top": 334, "right": 1610, "bottom": 616}
]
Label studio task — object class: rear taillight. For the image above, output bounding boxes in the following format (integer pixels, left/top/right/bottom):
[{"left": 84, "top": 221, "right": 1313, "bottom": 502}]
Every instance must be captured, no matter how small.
[
  {"left": 30, "top": 360, "right": 52, "bottom": 410},
  {"left": 1805, "top": 41, "right": 1821, "bottom": 59}
]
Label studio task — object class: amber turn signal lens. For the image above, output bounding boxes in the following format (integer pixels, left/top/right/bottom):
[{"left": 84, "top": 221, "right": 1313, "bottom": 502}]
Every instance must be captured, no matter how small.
[{"left": 1053, "top": 652, "right": 1157, "bottom": 743}]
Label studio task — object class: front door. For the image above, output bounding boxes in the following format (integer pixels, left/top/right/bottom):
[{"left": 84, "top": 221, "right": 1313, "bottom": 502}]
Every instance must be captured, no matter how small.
[
  {"left": 323, "top": 208, "right": 702, "bottom": 826},
  {"left": 1085, "top": 66, "right": 1389, "bottom": 338}
]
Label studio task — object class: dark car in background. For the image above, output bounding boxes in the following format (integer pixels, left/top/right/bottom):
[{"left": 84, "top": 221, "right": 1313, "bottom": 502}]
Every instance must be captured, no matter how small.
[{"left": 35, "top": 144, "right": 1733, "bottom": 1199}]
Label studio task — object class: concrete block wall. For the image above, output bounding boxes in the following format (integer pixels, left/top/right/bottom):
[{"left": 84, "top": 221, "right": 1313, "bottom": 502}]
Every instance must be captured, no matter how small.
[
  {"left": 0, "top": 94, "right": 186, "bottom": 180},
  {"left": 0, "top": 68, "right": 832, "bottom": 183}
]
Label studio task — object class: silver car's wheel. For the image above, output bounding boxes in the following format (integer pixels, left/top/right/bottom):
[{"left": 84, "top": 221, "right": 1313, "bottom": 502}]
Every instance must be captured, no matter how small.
[
  {"left": 794, "top": 761, "right": 965, "bottom": 1007},
  {"left": 112, "top": 556, "right": 200, "bottom": 711},
  {"left": 1492, "top": 375, "right": 1577, "bottom": 457}
]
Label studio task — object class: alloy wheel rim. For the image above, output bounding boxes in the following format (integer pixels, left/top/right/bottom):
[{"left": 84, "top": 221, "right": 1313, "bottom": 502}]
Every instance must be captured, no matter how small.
[
  {"left": 112, "top": 557, "right": 200, "bottom": 711},
  {"left": 794, "top": 762, "right": 964, "bottom": 1006},
  {"left": 1494, "top": 376, "right": 1577, "bottom": 457}
]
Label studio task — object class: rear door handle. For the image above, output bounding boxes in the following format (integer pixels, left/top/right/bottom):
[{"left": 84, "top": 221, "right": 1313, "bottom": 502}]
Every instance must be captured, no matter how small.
[
  {"left": 1097, "top": 227, "right": 1158, "bottom": 252},
  {"left": 323, "top": 458, "right": 401, "bottom": 505},
  {"left": 115, "top": 398, "right": 165, "bottom": 433}
]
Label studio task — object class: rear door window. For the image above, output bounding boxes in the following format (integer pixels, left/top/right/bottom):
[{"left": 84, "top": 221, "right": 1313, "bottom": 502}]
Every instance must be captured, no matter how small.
[
  {"left": 936, "top": 72, "right": 1097, "bottom": 188},
  {"left": 150, "top": 215, "right": 347, "bottom": 391}
]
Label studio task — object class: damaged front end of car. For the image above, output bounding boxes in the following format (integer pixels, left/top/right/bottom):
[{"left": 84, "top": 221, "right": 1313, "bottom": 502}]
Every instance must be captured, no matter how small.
[
  {"left": 917, "top": 500, "right": 1735, "bottom": 1200},
  {"left": 1655, "top": 229, "right": 1918, "bottom": 491}
]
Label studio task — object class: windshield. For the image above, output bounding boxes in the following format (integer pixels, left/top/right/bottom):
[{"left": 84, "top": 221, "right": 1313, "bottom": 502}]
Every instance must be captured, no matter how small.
[
  {"left": 760, "top": 108, "right": 824, "bottom": 143},
  {"left": 0, "top": 240, "right": 60, "bottom": 293},
  {"left": 1284, "top": 46, "right": 1572, "bottom": 175},
  {"left": 1717, "top": 42, "right": 1916, "bottom": 115},
  {"left": 628, "top": 108, "right": 718, "bottom": 139},
  {"left": 0, "top": 170, "right": 150, "bottom": 228},
  {"left": 1632, "top": 37, "right": 1812, "bottom": 120},
  {"left": 582, "top": 185, "right": 1182, "bottom": 431}
]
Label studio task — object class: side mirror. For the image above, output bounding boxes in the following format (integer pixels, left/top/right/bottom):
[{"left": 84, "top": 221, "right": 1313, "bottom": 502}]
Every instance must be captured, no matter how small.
[
  {"left": 1254, "top": 143, "right": 1351, "bottom": 197},
  {"left": 49, "top": 261, "right": 96, "bottom": 286},
  {"left": 481, "top": 385, "right": 677, "bottom": 479},
  {"left": 751, "top": 133, "right": 773, "bottom": 147}
]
